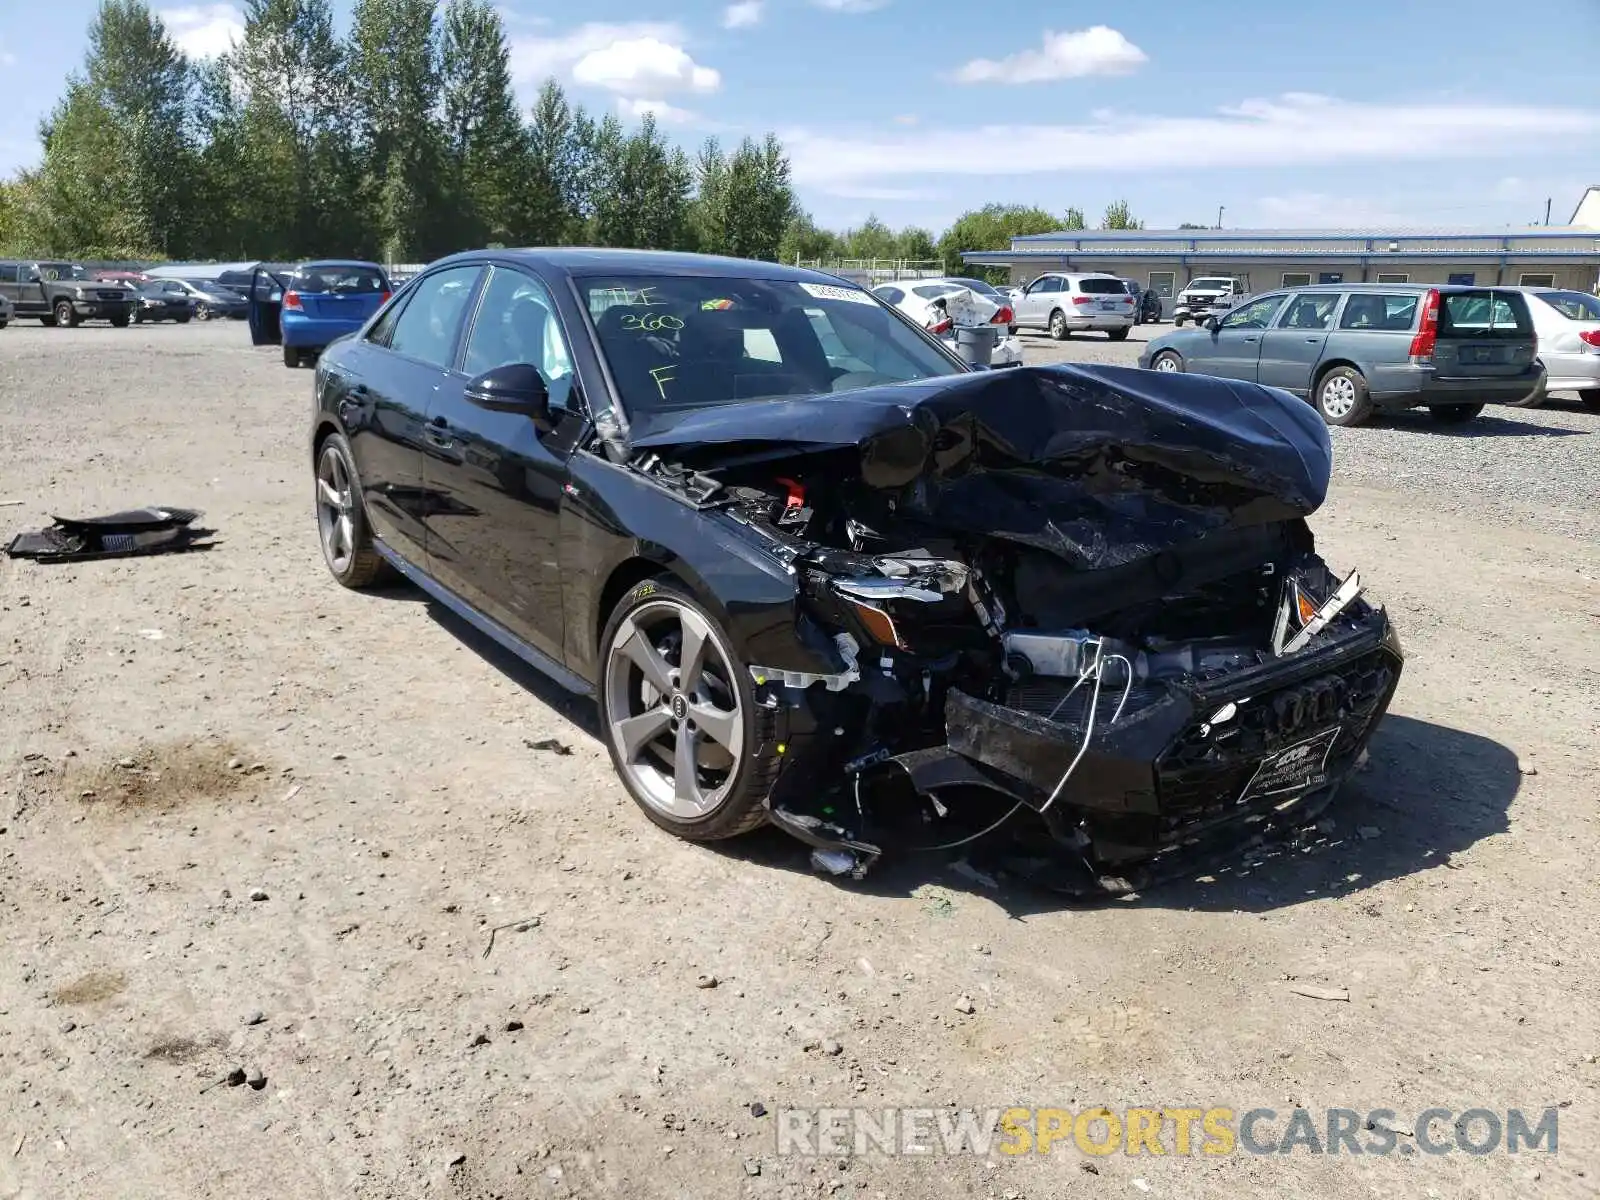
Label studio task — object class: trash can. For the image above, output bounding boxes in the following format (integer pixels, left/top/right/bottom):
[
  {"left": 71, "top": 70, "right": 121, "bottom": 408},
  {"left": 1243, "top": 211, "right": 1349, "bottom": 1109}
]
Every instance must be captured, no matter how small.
[{"left": 953, "top": 324, "right": 999, "bottom": 368}]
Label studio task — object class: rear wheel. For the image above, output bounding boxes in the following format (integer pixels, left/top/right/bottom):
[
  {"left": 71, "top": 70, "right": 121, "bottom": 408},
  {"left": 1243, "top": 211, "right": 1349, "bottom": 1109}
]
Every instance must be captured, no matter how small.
[
  {"left": 315, "top": 433, "right": 388, "bottom": 589},
  {"left": 1579, "top": 389, "right": 1600, "bottom": 411},
  {"left": 111, "top": 313, "right": 130, "bottom": 327},
  {"left": 1048, "top": 310, "right": 1069, "bottom": 340},
  {"left": 175, "top": 313, "right": 191, "bottom": 324},
  {"left": 1427, "top": 403, "right": 1484, "bottom": 424},
  {"left": 283, "top": 345, "right": 301, "bottom": 368},
  {"left": 1315, "top": 366, "right": 1373, "bottom": 427},
  {"left": 53, "top": 299, "right": 78, "bottom": 328},
  {"left": 1151, "top": 351, "right": 1183, "bottom": 373},
  {"left": 598, "top": 579, "right": 777, "bottom": 843},
  {"left": 195, "top": 304, "right": 212, "bottom": 321},
  {"left": 1107, "top": 326, "right": 1130, "bottom": 342}
]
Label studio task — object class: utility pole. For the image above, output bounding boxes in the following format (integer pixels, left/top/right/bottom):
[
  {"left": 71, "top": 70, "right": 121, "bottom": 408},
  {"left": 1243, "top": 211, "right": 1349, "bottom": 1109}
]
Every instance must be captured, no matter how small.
[
  {"left": 1217, "top": 205, "right": 1225, "bottom": 229},
  {"left": 1544, "top": 197, "right": 1553, "bottom": 226}
]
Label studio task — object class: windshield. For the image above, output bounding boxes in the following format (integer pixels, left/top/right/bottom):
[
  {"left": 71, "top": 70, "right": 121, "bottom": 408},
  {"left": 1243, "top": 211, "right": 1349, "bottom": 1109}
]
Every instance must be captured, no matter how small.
[
  {"left": 1537, "top": 290, "right": 1600, "bottom": 321},
  {"left": 37, "top": 262, "right": 89, "bottom": 281},
  {"left": 583, "top": 275, "right": 964, "bottom": 415},
  {"left": 1189, "top": 278, "right": 1235, "bottom": 290},
  {"left": 292, "top": 265, "right": 387, "bottom": 294}
]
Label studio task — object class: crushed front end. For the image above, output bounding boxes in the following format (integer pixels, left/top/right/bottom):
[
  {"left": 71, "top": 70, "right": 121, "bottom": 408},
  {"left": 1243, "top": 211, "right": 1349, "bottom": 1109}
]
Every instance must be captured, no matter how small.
[{"left": 625, "top": 364, "right": 1405, "bottom": 892}]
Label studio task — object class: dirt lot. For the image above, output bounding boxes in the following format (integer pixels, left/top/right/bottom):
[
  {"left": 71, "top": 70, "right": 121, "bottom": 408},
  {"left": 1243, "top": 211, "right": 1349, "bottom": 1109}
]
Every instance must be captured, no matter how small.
[{"left": 1, "top": 321, "right": 1597, "bottom": 1200}]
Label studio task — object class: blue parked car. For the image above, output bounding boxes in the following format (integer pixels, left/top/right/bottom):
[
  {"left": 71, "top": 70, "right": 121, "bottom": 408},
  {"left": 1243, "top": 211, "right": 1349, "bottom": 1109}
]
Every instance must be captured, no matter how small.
[{"left": 249, "top": 260, "right": 392, "bottom": 368}]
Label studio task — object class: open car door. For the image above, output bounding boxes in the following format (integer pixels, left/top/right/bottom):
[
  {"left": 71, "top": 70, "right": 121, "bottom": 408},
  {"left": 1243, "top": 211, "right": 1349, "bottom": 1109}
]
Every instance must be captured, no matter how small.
[{"left": 247, "top": 264, "right": 292, "bottom": 345}]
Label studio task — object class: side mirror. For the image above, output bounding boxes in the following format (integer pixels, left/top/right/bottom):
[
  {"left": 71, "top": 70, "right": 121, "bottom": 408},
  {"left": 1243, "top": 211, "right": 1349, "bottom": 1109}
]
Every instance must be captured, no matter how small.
[
  {"left": 465, "top": 363, "right": 552, "bottom": 429},
  {"left": 1204, "top": 315, "right": 1221, "bottom": 332}
]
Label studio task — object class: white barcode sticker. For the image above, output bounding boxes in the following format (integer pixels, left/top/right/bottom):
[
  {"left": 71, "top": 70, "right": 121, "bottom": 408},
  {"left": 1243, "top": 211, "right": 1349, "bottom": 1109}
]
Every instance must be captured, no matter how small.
[{"left": 799, "top": 282, "right": 877, "bottom": 305}]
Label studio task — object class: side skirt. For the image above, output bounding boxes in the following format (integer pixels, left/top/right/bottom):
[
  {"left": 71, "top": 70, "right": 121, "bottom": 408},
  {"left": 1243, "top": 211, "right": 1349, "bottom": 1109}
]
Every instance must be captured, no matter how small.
[{"left": 372, "top": 539, "right": 594, "bottom": 698}]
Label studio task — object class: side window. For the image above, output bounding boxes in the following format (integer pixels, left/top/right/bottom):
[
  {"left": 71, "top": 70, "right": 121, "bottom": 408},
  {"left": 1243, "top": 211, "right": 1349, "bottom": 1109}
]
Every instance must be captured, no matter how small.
[
  {"left": 1275, "top": 294, "right": 1337, "bottom": 330},
  {"left": 0, "top": 265, "right": 16, "bottom": 283},
  {"left": 1340, "top": 293, "right": 1417, "bottom": 331},
  {"left": 874, "top": 286, "right": 904, "bottom": 305},
  {"left": 365, "top": 292, "right": 408, "bottom": 346},
  {"left": 1221, "top": 295, "right": 1282, "bottom": 329},
  {"left": 1028, "top": 276, "right": 1059, "bottom": 294},
  {"left": 461, "top": 267, "right": 576, "bottom": 411},
  {"left": 387, "top": 266, "right": 481, "bottom": 368}
]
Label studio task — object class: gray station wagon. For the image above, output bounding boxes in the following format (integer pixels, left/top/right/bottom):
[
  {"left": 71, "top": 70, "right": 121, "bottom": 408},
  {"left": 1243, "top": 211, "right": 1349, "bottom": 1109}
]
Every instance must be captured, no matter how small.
[{"left": 1138, "top": 284, "right": 1545, "bottom": 426}]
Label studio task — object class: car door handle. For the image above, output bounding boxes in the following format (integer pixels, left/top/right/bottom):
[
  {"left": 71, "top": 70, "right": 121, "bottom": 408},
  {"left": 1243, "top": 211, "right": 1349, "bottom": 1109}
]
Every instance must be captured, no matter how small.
[{"left": 1304, "top": 336, "right": 1322, "bottom": 343}]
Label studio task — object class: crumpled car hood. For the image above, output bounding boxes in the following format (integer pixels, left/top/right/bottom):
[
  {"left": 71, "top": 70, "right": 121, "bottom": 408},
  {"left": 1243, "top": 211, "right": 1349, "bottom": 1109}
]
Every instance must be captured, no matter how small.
[{"left": 628, "top": 363, "right": 1332, "bottom": 571}]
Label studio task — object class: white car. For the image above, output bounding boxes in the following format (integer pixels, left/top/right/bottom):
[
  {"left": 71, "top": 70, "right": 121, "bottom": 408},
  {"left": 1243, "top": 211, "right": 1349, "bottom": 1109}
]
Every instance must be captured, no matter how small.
[
  {"left": 1008, "top": 272, "right": 1135, "bottom": 340},
  {"left": 1521, "top": 287, "right": 1600, "bottom": 409},
  {"left": 871, "top": 279, "right": 1024, "bottom": 367}
]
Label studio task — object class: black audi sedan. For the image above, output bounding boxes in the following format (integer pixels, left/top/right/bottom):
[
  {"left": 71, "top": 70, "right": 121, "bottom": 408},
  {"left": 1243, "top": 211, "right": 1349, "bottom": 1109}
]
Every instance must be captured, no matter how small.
[{"left": 310, "top": 249, "right": 1402, "bottom": 893}]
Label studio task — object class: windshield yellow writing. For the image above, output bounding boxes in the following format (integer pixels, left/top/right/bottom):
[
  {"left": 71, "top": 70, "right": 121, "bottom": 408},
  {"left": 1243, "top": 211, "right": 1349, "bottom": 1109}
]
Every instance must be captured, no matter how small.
[
  {"left": 621, "top": 312, "right": 683, "bottom": 332},
  {"left": 648, "top": 365, "right": 675, "bottom": 399}
]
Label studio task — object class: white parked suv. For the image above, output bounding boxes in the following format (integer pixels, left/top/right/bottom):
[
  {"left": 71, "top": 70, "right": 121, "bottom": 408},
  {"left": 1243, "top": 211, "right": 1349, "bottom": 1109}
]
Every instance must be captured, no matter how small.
[{"left": 1009, "top": 272, "right": 1135, "bottom": 341}]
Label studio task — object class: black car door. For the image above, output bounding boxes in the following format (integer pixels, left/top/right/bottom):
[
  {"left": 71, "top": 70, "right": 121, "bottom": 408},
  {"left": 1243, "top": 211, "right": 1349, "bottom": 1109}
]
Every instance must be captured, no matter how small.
[
  {"left": 328, "top": 264, "right": 483, "bottom": 565},
  {"left": 421, "top": 264, "right": 578, "bottom": 663}
]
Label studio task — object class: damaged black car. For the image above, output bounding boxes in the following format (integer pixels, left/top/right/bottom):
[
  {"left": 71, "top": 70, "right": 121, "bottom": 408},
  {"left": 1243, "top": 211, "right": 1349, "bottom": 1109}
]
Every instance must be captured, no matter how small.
[{"left": 310, "top": 250, "right": 1403, "bottom": 894}]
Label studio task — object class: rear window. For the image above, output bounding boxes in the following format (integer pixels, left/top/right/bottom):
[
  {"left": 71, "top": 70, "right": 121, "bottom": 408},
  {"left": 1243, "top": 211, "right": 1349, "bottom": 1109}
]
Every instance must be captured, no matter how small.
[
  {"left": 1438, "top": 291, "right": 1532, "bottom": 340},
  {"left": 911, "top": 284, "right": 962, "bottom": 300},
  {"left": 1075, "top": 278, "right": 1126, "bottom": 295},
  {"left": 293, "top": 266, "right": 387, "bottom": 294},
  {"left": 1538, "top": 290, "right": 1600, "bottom": 321},
  {"left": 1339, "top": 293, "right": 1418, "bottom": 331}
]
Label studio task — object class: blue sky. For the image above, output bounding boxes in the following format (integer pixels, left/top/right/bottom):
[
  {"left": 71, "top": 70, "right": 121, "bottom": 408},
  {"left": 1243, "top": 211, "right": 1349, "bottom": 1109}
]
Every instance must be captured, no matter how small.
[{"left": 3, "top": 0, "right": 1597, "bottom": 233}]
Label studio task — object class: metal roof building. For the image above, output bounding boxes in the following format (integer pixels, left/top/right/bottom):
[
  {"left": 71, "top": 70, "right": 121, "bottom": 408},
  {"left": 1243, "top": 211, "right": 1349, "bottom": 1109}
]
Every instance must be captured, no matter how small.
[{"left": 962, "top": 189, "right": 1600, "bottom": 316}]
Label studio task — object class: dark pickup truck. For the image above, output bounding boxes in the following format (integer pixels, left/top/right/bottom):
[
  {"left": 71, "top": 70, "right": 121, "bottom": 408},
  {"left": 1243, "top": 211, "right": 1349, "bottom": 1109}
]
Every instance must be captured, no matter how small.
[{"left": 0, "top": 260, "right": 136, "bottom": 327}]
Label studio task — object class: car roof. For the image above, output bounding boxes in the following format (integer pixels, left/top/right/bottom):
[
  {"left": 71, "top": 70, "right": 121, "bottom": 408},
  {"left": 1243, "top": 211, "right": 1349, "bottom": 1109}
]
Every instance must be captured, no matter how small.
[
  {"left": 297, "top": 259, "right": 385, "bottom": 271},
  {"left": 1281, "top": 282, "right": 1517, "bottom": 294},
  {"left": 426, "top": 247, "right": 862, "bottom": 286}
]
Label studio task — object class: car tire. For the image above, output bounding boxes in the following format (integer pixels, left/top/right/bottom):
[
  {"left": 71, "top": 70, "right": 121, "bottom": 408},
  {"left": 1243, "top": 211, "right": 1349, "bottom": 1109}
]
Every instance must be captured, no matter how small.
[
  {"left": 598, "top": 577, "right": 778, "bottom": 843},
  {"left": 1427, "top": 404, "right": 1484, "bottom": 424},
  {"left": 1107, "top": 327, "right": 1130, "bottom": 342},
  {"left": 1314, "top": 366, "right": 1373, "bottom": 427},
  {"left": 0, "top": 319, "right": 8, "bottom": 330},
  {"left": 314, "top": 433, "right": 389, "bottom": 589},
  {"left": 1579, "top": 389, "right": 1600, "bottom": 410},
  {"left": 38, "top": 316, "right": 56, "bottom": 327},
  {"left": 1151, "top": 351, "right": 1184, "bottom": 373},
  {"left": 1048, "top": 310, "right": 1069, "bottom": 340},
  {"left": 195, "top": 304, "right": 211, "bottom": 321},
  {"left": 109, "top": 314, "right": 130, "bottom": 327},
  {"left": 54, "top": 299, "right": 78, "bottom": 328},
  {"left": 1173, "top": 314, "right": 1187, "bottom": 327},
  {"left": 283, "top": 345, "right": 301, "bottom": 368},
  {"left": 132, "top": 312, "right": 144, "bottom": 324}
]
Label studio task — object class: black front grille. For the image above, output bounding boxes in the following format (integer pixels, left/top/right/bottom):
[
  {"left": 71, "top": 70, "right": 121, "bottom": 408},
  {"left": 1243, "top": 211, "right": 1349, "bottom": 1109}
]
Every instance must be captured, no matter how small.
[
  {"left": 1153, "top": 648, "right": 1397, "bottom": 836},
  {"left": 97, "top": 291, "right": 128, "bottom": 301},
  {"left": 1005, "top": 677, "right": 1167, "bottom": 725}
]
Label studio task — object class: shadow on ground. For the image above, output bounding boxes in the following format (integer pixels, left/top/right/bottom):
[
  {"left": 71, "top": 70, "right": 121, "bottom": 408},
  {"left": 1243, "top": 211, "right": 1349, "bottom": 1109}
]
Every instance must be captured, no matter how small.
[
  {"left": 395, "top": 579, "right": 1517, "bottom": 921},
  {"left": 722, "top": 713, "right": 1520, "bottom": 919}
]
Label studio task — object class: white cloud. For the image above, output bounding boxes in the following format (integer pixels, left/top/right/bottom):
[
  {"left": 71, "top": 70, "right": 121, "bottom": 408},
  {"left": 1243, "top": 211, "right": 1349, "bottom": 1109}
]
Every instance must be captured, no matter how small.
[
  {"left": 0, "top": 38, "right": 15, "bottom": 67},
  {"left": 1251, "top": 192, "right": 1411, "bottom": 228},
  {"left": 158, "top": 4, "right": 245, "bottom": 59},
  {"left": 954, "top": 26, "right": 1146, "bottom": 85},
  {"left": 892, "top": 114, "right": 919, "bottom": 126},
  {"left": 722, "top": 1, "right": 763, "bottom": 29},
  {"left": 508, "top": 21, "right": 682, "bottom": 86},
  {"left": 811, "top": 0, "right": 889, "bottom": 11},
  {"left": 618, "top": 97, "right": 697, "bottom": 125},
  {"left": 784, "top": 94, "right": 1600, "bottom": 191},
  {"left": 573, "top": 37, "right": 719, "bottom": 95}
]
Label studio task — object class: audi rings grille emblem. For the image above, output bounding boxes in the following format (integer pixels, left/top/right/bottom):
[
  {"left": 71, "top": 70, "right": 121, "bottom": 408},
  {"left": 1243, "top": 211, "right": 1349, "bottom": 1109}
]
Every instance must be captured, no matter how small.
[
  {"left": 671, "top": 694, "right": 689, "bottom": 721},
  {"left": 1270, "top": 676, "right": 1346, "bottom": 735}
]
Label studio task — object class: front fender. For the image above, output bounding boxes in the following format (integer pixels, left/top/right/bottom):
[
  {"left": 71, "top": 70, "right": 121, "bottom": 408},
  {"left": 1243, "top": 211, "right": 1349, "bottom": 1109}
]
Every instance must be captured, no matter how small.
[{"left": 561, "top": 452, "right": 843, "bottom": 684}]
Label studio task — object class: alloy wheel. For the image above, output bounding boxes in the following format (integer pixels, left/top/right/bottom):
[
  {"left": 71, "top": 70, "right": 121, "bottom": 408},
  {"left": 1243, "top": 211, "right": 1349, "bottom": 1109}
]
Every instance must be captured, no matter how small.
[
  {"left": 604, "top": 598, "right": 745, "bottom": 820},
  {"left": 315, "top": 444, "right": 357, "bottom": 574},
  {"left": 1154, "top": 354, "right": 1180, "bottom": 372},
  {"left": 1321, "top": 375, "right": 1357, "bottom": 419}
]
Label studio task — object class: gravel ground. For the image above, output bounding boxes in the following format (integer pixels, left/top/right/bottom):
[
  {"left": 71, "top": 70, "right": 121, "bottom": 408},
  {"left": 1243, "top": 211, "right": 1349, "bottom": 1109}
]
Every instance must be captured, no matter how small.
[
  {"left": 1, "top": 321, "right": 1597, "bottom": 1200},
  {"left": 1023, "top": 327, "right": 1600, "bottom": 540}
]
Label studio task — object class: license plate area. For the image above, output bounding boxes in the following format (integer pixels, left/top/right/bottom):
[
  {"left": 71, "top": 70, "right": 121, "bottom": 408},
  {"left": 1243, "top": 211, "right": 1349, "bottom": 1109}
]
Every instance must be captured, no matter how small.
[{"left": 1237, "top": 726, "right": 1341, "bottom": 805}]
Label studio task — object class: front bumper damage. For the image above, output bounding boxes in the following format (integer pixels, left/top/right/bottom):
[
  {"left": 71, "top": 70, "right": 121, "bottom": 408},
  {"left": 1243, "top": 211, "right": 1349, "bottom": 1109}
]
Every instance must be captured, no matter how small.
[{"left": 625, "top": 363, "right": 1405, "bottom": 894}]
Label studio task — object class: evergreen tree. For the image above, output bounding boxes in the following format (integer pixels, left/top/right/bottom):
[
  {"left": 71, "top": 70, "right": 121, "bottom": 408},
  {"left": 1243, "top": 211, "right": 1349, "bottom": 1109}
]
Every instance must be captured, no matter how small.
[{"left": 440, "top": 0, "right": 528, "bottom": 248}]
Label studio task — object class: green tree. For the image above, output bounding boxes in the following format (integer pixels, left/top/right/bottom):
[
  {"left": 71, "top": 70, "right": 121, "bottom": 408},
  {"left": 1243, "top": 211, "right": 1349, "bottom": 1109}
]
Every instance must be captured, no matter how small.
[
  {"left": 1178, "top": 222, "right": 1207, "bottom": 229},
  {"left": 1062, "top": 207, "right": 1086, "bottom": 231},
  {"left": 350, "top": 0, "right": 444, "bottom": 260},
  {"left": 935, "top": 204, "right": 1060, "bottom": 276},
  {"left": 777, "top": 210, "right": 839, "bottom": 264},
  {"left": 591, "top": 114, "right": 693, "bottom": 250},
  {"left": 894, "top": 226, "right": 936, "bottom": 262},
  {"left": 440, "top": 0, "right": 527, "bottom": 248},
  {"left": 217, "top": 0, "right": 362, "bottom": 258},
  {"left": 525, "top": 81, "right": 583, "bottom": 244},
  {"left": 1101, "top": 199, "right": 1143, "bottom": 230},
  {"left": 840, "top": 214, "right": 896, "bottom": 260},
  {"left": 17, "top": 0, "right": 196, "bottom": 258},
  {"left": 693, "top": 134, "right": 795, "bottom": 260}
]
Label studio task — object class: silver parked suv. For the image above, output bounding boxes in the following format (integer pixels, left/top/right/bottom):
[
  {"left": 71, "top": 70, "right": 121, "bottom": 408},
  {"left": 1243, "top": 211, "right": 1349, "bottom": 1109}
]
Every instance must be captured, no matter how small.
[
  {"left": 1009, "top": 272, "right": 1136, "bottom": 341},
  {"left": 1138, "top": 284, "right": 1545, "bottom": 426}
]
